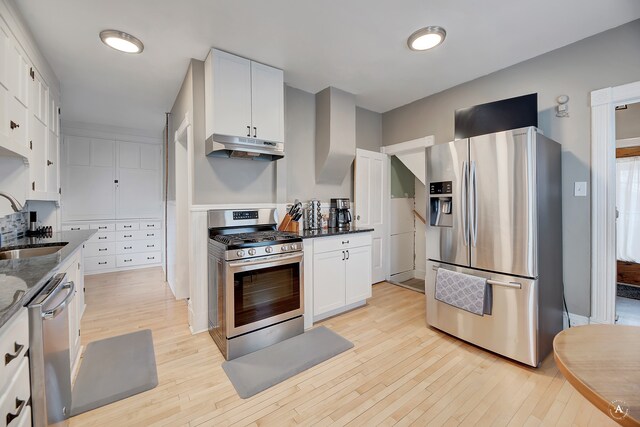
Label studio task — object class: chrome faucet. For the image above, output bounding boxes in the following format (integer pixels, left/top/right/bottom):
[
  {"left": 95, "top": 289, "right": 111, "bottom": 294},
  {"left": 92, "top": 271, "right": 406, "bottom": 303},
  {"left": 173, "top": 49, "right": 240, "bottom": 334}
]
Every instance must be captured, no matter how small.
[{"left": 0, "top": 192, "right": 23, "bottom": 212}]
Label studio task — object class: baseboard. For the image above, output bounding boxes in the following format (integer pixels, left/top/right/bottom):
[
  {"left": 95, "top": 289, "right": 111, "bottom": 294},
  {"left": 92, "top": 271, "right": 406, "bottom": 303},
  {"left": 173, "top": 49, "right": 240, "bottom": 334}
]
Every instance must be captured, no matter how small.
[
  {"left": 390, "top": 270, "right": 414, "bottom": 283},
  {"left": 563, "top": 312, "right": 590, "bottom": 329},
  {"left": 85, "top": 262, "right": 163, "bottom": 275},
  {"left": 414, "top": 269, "right": 426, "bottom": 280}
]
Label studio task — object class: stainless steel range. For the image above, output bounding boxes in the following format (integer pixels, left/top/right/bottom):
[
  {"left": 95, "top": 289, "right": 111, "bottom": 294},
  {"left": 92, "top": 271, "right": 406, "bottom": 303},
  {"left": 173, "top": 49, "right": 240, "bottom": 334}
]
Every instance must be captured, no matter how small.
[{"left": 207, "top": 208, "right": 304, "bottom": 360}]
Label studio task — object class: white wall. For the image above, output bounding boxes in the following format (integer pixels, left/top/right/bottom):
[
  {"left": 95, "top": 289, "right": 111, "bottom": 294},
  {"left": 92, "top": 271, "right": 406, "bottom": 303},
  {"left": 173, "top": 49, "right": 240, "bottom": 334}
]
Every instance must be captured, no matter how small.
[{"left": 414, "top": 177, "right": 426, "bottom": 279}]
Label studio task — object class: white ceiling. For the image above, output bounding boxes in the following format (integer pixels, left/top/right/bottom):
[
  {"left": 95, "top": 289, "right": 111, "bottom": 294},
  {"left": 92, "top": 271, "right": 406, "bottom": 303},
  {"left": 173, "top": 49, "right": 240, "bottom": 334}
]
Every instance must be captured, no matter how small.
[{"left": 14, "top": 0, "right": 640, "bottom": 132}]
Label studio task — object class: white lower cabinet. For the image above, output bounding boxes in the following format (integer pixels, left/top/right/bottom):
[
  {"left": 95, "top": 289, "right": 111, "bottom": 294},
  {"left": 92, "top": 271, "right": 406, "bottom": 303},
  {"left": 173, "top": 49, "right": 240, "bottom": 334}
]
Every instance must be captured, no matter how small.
[
  {"left": 0, "top": 309, "right": 31, "bottom": 427},
  {"left": 310, "top": 233, "right": 372, "bottom": 323},
  {"left": 63, "top": 219, "right": 163, "bottom": 274},
  {"left": 59, "top": 247, "right": 84, "bottom": 374}
]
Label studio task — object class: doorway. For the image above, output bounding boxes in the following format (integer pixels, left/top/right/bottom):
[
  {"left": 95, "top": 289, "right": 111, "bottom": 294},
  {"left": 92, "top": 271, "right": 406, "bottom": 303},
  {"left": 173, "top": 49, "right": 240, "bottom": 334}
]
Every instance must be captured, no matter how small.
[{"left": 615, "top": 102, "right": 640, "bottom": 325}]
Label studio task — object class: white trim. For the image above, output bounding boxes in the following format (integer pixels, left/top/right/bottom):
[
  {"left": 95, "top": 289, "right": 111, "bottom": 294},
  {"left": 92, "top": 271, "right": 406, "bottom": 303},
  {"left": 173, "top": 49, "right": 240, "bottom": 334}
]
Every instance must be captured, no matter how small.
[
  {"left": 381, "top": 136, "right": 435, "bottom": 155},
  {"left": 189, "top": 203, "right": 278, "bottom": 212},
  {"left": 390, "top": 270, "right": 415, "bottom": 283},
  {"left": 590, "top": 80, "right": 640, "bottom": 325},
  {"left": 563, "top": 312, "right": 590, "bottom": 330},
  {"left": 62, "top": 121, "right": 163, "bottom": 144}
]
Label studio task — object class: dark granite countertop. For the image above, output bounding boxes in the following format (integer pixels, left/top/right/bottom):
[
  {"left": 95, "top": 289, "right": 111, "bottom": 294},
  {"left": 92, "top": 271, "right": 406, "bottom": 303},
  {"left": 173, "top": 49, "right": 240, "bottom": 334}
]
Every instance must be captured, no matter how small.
[
  {"left": 297, "top": 227, "right": 374, "bottom": 239},
  {"left": 0, "top": 230, "right": 95, "bottom": 328}
]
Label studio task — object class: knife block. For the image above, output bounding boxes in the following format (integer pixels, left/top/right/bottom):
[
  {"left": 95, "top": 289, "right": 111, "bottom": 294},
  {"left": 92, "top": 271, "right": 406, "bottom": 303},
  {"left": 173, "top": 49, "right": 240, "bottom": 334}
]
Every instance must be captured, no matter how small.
[{"left": 278, "top": 214, "right": 299, "bottom": 233}]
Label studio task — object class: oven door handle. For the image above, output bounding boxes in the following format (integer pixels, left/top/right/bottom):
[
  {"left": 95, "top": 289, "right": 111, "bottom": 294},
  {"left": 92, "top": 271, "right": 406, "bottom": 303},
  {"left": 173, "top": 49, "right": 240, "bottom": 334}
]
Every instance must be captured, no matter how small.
[{"left": 227, "top": 252, "right": 303, "bottom": 269}]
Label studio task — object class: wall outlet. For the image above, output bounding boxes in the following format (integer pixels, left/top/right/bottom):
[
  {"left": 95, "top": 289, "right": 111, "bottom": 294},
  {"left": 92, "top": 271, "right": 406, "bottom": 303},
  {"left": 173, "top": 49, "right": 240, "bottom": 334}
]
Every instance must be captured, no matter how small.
[{"left": 574, "top": 182, "right": 587, "bottom": 197}]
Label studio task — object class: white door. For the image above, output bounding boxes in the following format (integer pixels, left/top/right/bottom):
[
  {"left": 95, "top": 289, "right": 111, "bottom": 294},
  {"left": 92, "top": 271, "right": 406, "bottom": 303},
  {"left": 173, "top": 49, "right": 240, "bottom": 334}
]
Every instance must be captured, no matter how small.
[
  {"left": 345, "top": 245, "right": 372, "bottom": 304},
  {"left": 355, "top": 148, "right": 389, "bottom": 283},
  {"left": 313, "top": 250, "right": 346, "bottom": 315},
  {"left": 250, "top": 61, "right": 284, "bottom": 142},
  {"left": 210, "top": 49, "right": 252, "bottom": 138}
]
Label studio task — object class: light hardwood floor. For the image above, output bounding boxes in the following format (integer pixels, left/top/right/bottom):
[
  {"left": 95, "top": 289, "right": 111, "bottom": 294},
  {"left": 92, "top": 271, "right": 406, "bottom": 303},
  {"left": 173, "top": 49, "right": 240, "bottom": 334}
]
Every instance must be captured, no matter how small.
[{"left": 70, "top": 267, "right": 617, "bottom": 426}]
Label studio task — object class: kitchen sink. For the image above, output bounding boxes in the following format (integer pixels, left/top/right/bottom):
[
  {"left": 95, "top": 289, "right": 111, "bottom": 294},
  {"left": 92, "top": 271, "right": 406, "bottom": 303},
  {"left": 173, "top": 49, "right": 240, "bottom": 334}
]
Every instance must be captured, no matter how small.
[{"left": 0, "top": 243, "right": 68, "bottom": 260}]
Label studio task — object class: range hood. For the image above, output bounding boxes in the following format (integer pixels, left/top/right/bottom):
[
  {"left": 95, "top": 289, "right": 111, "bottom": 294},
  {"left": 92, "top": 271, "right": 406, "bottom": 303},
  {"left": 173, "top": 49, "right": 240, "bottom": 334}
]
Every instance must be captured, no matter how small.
[{"left": 205, "top": 134, "right": 284, "bottom": 161}]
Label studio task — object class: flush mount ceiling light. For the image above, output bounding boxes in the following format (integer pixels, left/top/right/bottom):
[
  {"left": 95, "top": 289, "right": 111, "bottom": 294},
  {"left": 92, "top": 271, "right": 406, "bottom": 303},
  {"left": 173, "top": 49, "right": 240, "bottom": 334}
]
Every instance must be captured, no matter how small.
[
  {"left": 407, "top": 26, "right": 446, "bottom": 51},
  {"left": 99, "top": 30, "right": 144, "bottom": 54}
]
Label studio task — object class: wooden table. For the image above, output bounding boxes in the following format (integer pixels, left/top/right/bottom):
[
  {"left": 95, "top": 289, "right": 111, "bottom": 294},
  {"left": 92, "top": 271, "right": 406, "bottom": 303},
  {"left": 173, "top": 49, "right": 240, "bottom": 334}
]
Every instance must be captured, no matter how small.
[{"left": 554, "top": 325, "right": 640, "bottom": 426}]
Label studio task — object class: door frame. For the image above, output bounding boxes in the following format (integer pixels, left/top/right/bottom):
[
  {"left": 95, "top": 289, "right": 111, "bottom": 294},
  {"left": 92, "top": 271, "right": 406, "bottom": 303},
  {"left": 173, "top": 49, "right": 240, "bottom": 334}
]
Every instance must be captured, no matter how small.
[
  {"left": 590, "top": 80, "right": 640, "bottom": 324},
  {"left": 381, "top": 136, "right": 435, "bottom": 281}
]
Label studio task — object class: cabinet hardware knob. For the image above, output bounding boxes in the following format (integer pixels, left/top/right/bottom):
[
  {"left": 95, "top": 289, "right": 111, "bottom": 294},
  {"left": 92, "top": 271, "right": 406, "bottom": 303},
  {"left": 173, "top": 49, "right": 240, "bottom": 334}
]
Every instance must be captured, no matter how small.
[
  {"left": 29, "top": 67, "right": 35, "bottom": 80},
  {"left": 47, "top": 160, "right": 53, "bottom": 166},
  {"left": 342, "top": 240, "right": 349, "bottom": 245},
  {"left": 98, "top": 236, "right": 107, "bottom": 240},
  {"left": 6, "top": 397, "right": 26, "bottom": 425},
  {"left": 147, "top": 233, "right": 153, "bottom": 237},
  {"left": 4, "top": 342, "right": 24, "bottom": 365},
  {"left": 124, "top": 235, "right": 132, "bottom": 238},
  {"left": 125, "top": 246, "right": 132, "bottom": 249},
  {"left": 253, "top": 126, "right": 257, "bottom": 138},
  {"left": 346, "top": 250, "right": 350, "bottom": 260},
  {"left": 9, "top": 121, "right": 19, "bottom": 130},
  {"left": 98, "top": 248, "right": 107, "bottom": 252},
  {"left": 247, "top": 125, "right": 251, "bottom": 137},
  {"left": 125, "top": 259, "right": 132, "bottom": 262},
  {"left": 99, "top": 226, "right": 106, "bottom": 229},
  {"left": 147, "top": 245, "right": 154, "bottom": 248},
  {"left": 342, "top": 251, "right": 345, "bottom": 261},
  {"left": 98, "top": 262, "right": 107, "bottom": 265},
  {"left": 147, "top": 257, "right": 154, "bottom": 260},
  {"left": 124, "top": 225, "right": 131, "bottom": 228}
]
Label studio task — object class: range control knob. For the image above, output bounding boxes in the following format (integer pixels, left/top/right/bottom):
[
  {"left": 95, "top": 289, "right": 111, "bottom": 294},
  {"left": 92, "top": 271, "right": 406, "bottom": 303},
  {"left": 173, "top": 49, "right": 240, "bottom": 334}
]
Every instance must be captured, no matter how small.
[
  {"left": 281, "top": 245, "right": 289, "bottom": 251},
  {"left": 248, "top": 248, "right": 256, "bottom": 256},
  {"left": 265, "top": 247, "right": 273, "bottom": 254},
  {"left": 290, "top": 243, "right": 298, "bottom": 250},
  {"left": 236, "top": 250, "right": 245, "bottom": 257}
]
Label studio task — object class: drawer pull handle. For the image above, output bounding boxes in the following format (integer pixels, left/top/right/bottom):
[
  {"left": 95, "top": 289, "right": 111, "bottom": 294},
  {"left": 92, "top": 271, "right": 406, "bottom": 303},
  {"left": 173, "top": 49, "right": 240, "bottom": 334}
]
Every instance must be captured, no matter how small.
[
  {"left": 124, "top": 235, "right": 132, "bottom": 238},
  {"left": 147, "top": 245, "right": 154, "bottom": 248},
  {"left": 98, "top": 226, "right": 107, "bottom": 229},
  {"left": 124, "top": 246, "right": 132, "bottom": 249},
  {"left": 146, "top": 233, "right": 154, "bottom": 237},
  {"left": 6, "top": 397, "right": 26, "bottom": 425},
  {"left": 124, "top": 225, "right": 132, "bottom": 228},
  {"left": 98, "top": 262, "right": 107, "bottom": 265},
  {"left": 4, "top": 342, "right": 24, "bottom": 365},
  {"left": 98, "top": 236, "right": 107, "bottom": 240},
  {"left": 98, "top": 248, "right": 107, "bottom": 252},
  {"left": 342, "top": 240, "right": 349, "bottom": 244},
  {"left": 124, "top": 259, "right": 132, "bottom": 262},
  {"left": 147, "top": 257, "right": 154, "bottom": 260},
  {"left": 71, "top": 227, "right": 80, "bottom": 231},
  {"left": 147, "top": 224, "right": 154, "bottom": 228}
]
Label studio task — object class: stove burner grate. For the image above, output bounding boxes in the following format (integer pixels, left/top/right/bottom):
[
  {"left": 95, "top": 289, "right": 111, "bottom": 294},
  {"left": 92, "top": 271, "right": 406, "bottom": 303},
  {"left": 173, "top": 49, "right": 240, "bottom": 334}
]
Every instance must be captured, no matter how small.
[{"left": 213, "top": 230, "right": 300, "bottom": 246}]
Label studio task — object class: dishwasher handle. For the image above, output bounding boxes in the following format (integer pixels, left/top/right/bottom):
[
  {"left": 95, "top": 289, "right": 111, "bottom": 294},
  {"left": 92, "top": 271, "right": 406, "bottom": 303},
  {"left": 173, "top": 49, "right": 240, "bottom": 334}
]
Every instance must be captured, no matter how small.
[{"left": 42, "top": 281, "right": 75, "bottom": 320}]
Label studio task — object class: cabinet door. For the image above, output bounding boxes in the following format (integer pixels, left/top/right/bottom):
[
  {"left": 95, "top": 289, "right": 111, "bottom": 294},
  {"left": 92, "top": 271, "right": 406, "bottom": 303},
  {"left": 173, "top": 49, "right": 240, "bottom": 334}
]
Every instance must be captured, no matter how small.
[
  {"left": 116, "top": 141, "right": 162, "bottom": 219},
  {"left": 8, "top": 95, "right": 27, "bottom": 149},
  {"left": 46, "top": 128, "right": 59, "bottom": 194},
  {"left": 313, "top": 250, "right": 346, "bottom": 316},
  {"left": 0, "top": 83, "right": 8, "bottom": 142},
  {"left": 208, "top": 49, "right": 251, "bottom": 138},
  {"left": 7, "top": 41, "right": 29, "bottom": 107},
  {"left": 29, "top": 69, "right": 48, "bottom": 125},
  {"left": 29, "top": 117, "right": 46, "bottom": 194},
  {"left": 0, "top": 21, "right": 10, "bottom": 90},
  {"left": 62, "top": 136, "right": 116, "bottom": 220},
  {"left": 250, "top": 61, "right": 284, "bottom": 142},
  {"left": 345, "top": 246, "right": 372, "bottom": 304}
]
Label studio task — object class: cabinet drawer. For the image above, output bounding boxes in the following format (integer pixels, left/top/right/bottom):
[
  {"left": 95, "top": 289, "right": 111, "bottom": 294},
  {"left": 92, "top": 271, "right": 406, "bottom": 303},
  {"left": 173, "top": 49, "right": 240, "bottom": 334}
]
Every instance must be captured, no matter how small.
[
  {"left": 84, "top": 255, "right": 116, "bottom": 271},
  {"left": 116, "top": 251, "right": 161, "bottom": 267},
  {"left": 90, "top": 222, "right": 115, "bottom": 232},
  {"left": 116, "top": 222, "right": 139, "bottom": 231},
  {"left": 140, "top": 221, "right": 161, "bottom": 230},
  {"left": 313, "top": 233, "right": 372, "bottom": 254},
  {"left": 116, "top": 239, "right": 161, "bottom": 254},
  {"left": 117, "top": 230, "right": 161, "bottom": 241},
  {"left": 0, "top": 310, "right": 28, "bottom": 395},
  {"left": 89, "top": 231, "right": 115, "bottom": 243},
  {"left": 0, "top": 357, "right": 30, "bottom": 427},
  {"left": 61, "top": 224, "right": 89, "bottom": 231},
  {"left": 85, "top": 241, "right": 116, "bottom": 257}
]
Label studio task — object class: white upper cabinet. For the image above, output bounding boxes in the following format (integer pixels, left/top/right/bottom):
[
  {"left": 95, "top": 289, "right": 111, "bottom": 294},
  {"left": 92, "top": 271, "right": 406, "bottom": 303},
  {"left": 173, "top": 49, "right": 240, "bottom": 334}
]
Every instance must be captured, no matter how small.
[
  {"left": 250, "top": 61, "right": 284, "bottom": 142},
  {"left": 29, "top": 68, "right": 48, "bottom": 125},
  {"left": 62, "top": 136, "right": 116, "bottom": 220},
  {"left": 205, "top": 48, "right": 284, "bottom": 143},
  {"left": 7, "top": 41, "right": 29, "bottom": 108},
  {"left": 0, "top": 21, "right": 9, "bottom": 90}
]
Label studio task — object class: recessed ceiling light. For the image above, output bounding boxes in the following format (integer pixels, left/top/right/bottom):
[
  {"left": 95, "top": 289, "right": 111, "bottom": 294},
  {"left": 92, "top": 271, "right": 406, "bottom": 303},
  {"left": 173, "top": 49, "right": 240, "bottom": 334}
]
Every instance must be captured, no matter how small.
[
  {"left": 99, "top": 30, "right": 144, "bottom": 54},
  {"left": 407, "top": 26, "right": 446, "bottom": 51}
]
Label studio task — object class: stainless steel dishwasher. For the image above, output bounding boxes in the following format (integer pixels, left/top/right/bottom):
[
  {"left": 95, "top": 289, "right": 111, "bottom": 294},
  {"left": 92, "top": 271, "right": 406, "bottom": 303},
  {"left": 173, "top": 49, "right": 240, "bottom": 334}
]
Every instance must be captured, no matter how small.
[{"left": 28, "top": 273, "right": 75, "bottom": 427}]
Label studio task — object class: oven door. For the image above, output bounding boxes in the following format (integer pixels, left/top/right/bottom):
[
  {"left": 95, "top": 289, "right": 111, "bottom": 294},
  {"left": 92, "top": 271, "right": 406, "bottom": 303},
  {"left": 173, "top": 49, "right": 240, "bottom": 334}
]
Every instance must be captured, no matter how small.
[{"left": 225, "top": 252, "right": 304, "bottom": 338}]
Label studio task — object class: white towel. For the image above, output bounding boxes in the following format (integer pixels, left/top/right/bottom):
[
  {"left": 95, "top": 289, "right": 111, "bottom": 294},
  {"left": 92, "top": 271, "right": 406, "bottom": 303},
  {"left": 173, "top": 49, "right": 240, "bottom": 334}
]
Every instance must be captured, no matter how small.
[{"left": 435, "top": 268, "right": 491, "bottom": 316}]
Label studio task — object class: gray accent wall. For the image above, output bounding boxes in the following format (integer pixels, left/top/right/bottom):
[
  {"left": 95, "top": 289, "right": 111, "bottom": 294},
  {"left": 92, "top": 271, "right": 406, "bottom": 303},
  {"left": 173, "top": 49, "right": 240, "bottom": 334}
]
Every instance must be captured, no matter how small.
[{"left": 382, "top": 19, "right": 640, "bottom": 317}]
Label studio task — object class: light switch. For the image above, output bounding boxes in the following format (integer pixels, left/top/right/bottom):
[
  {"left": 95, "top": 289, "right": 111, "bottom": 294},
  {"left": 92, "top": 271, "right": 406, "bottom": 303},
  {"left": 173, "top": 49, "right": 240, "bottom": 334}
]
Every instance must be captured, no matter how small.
[{"left": 574, "top": 182, "right": 587, "bottom": 197}]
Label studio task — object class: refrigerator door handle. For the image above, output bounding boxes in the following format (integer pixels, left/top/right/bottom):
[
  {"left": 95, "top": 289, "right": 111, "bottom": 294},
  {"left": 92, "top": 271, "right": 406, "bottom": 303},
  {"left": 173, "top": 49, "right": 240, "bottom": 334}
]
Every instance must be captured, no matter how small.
[
  {"left": 462, "top": 160, "right": 469, "bottom": 246},
  {"left": 470, "top": 160, "right": 478, "bottom": 247}
]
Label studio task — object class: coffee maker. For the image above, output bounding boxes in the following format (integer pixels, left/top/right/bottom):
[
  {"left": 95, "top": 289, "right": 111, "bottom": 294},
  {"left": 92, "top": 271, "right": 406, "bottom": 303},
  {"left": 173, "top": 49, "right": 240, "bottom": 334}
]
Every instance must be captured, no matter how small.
[{"left": 330, "top": 198, "right": 352, "bottom": 229}]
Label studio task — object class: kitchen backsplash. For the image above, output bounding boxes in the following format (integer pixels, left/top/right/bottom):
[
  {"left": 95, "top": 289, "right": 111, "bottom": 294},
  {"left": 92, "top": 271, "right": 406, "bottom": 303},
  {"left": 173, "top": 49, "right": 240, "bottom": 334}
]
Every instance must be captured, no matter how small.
[{"left": 0, "top": 212, "right": 27, "bottom": 247}]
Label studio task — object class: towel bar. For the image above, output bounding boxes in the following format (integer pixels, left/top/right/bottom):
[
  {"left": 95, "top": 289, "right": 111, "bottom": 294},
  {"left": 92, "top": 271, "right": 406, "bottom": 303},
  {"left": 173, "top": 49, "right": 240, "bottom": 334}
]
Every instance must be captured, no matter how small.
[{"left": 431, "top": 265, "right": 522, "bottom": 289}]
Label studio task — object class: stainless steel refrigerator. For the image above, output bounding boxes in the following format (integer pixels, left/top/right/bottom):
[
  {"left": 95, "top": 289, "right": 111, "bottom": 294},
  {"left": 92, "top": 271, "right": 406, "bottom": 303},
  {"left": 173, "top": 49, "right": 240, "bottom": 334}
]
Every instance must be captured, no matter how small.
[{"left": 425, "top": 126, "right": 562, "bottom": 367}]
